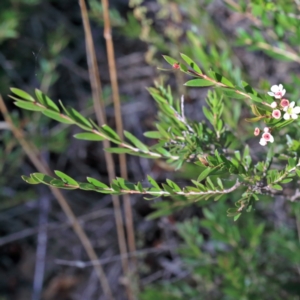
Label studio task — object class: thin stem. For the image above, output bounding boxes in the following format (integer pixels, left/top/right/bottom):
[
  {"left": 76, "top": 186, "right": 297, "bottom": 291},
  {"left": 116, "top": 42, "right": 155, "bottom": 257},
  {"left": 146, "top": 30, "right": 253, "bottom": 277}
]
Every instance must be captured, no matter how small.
[
  {"left": 101, "top": 0, "right": 138, "bottom": 291},
  {"left": 0, "top": 95, "right": 113, "bottom": 299},
  {"left": 78, "top": 0, "right": 131, "bottom": 298}
]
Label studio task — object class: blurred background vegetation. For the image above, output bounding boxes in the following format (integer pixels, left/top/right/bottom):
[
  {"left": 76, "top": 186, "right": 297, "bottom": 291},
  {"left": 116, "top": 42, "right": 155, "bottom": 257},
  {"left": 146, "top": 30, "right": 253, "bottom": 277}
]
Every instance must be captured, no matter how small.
[{"left": 1, "top": 0, "right": 300, "bottom": 299}]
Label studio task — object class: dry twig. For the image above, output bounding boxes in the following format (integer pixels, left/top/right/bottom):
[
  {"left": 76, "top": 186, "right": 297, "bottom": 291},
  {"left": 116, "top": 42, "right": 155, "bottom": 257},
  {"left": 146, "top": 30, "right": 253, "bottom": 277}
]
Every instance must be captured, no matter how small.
[
  {"left": 101, "top": 0, "right": 137, "bottom": 280},
  {"left": 78, "top": 0, "right": 133, "bottom": 298}
]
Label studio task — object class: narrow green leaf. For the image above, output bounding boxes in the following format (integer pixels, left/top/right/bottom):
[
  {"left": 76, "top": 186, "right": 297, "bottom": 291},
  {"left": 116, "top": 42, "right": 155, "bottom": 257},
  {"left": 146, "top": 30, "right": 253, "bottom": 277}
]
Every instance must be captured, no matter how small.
[
  {"left": 124, "top": 130, "right": 148, "bottom": 152},
  {"left": 54, "top": 170, "right": 79, "bottom": 186},
  {"left": 197, "top": 168, "right": 213, "bottom": 182},
  {"left": 162, "top": 55, "right": 178, "bottom": 66},
  {"left": 166, "top": 179, "right": 181, "bottom": 192},
  {"left": 74, "top": 132, "right": 105, "bottom": 141},
  {"left": 31, "top": 173, "right": 55, "bottom": 185},
  {"left": 50, "top": 179, "right": 78, "bottom": 189},
  {"left": 162, "top": 183, "right": 175, "bottom": 195},
  {"left": 184, "top": 79, "right": 215, "bottom": 87},
  {"left": 144, "top": 131, "right": 162, "bottom": 139},
  {"left": 206, "top": 177, "right": 215, "bottom": 190},
  {"left": 21, "top": 175, "right": 40, "bottom": 184},
  {"left": 14, "top": 100, "right": 45, "bottom": 111},
  {"left": 217, "top": 178, "right": 224, "bottom": 189},
  {"left": 68, "top": 107, "right": 93, "bottom": 129},
  {"left": 147, "top": 175, "right": 160, "bottom": 189},
  {"left": 214, "top": 73, "right": 234, "bottom": 87},
  {"left": 245, "top": 116, "right": 264, "bottom": 122},
  {"left": 10, "top": 88, "right": 35, "bottom": 102},
  {"left": 35, "top": 89, "right": 59, "bottom": 112},
  {"left": 104, "top": 147, "right": 132, "bottom": 154},
  {"left": 270, "top": 184, "right": 283, "bottom": 190},
  {"left": 234, "top": 213, "right": 242, "bottom": 221},
  {"left": 79, "top": 183, "right": 96, "bottom": 190},
  {"left": 251, "top": 104, "right": 261, "bottom": 116},
  {"left": 180, "top": 53, "right": 202, "bottom": 74},
  {"left": 137, "top": 182, "right": 144, "bottom": 193},
  {"left": 43, "top": 110, "right": 74, "bottom": 124},
  {"left": 87, "top": 177, "right": 109, "bottom": 189},
  {"left": 101, "top": 124, "right": 121, "bottom": 142}
]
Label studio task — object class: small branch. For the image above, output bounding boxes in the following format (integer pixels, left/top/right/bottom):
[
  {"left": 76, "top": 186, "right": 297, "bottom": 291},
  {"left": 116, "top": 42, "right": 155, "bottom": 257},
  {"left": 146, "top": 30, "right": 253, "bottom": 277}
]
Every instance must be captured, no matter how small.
[
  {"left": 0, "top": 94, "right": 113, "bottom": 299},
  {"left": 55, "top": 247, "right": 168, "bottom": 268},
  {"left": 99, "top": 180, "right": 241, "bottom": 198}
]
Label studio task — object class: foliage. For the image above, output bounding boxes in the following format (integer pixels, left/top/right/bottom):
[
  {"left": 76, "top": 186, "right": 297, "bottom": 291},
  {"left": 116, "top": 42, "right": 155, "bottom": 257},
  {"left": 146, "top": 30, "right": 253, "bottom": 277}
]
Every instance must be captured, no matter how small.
[
  {"left": 141, "top": 202, "right": 300, "bottom": 300},
  {"left": 10, "top": 48, "right": 300, "bottom": 220},
  {"left": 4, "top": 0, "right": 300, "bottom": 299}
]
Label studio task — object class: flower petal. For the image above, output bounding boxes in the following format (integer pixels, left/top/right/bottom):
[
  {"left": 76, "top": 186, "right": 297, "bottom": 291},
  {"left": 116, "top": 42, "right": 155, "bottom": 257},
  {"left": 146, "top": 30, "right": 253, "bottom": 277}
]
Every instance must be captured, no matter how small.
[
  {"left": 282, "top": 89, "right": 286, "bottom": 97},
  {"left": 284, "top": 113, "right": 290, "bottom": 120},
  {"left": 271, "top": 85, "right": 279, "bottom": 92},
  {"left": 279, "top": 84, "right": 283, "bottom": 90},
  {"left": 292, "top": 114, "right": 298, "bottom": 120},
  {"left": 268, "top": 92, "right": 275, "bottom": 97},
  {"left": 293, "top": 106, "right": 300, "bottom": 114},
  {"left": 269, "top": 135, "right": 274, "bottom": 143},
  {"left": 290, "top": 101, "right": 295, "bottom": 108},
  {"left": 259, "top": 138, "right": 267, "bottom": 146}
]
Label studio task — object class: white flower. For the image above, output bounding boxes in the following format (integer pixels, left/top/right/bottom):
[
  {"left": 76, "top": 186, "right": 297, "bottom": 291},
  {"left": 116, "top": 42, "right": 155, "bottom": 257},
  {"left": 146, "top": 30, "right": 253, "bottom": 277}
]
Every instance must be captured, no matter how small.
[
  {"left": 262, "top": 132, "right": 274, "bottom": 143},
  {"left": 259, "top": 138, "right": 267, "bottom": 146},
  {"left": 283, "top": 101, "right": 300, "bottom": 120},
  {"left": 270, "top": 101, "right": 277, "bottom": 108},
  {"left": 259, "top": 131, "right": 274, "bottom": 146},
  {"left": 268, "top": 84, "right": 286, "bottom": 99}
]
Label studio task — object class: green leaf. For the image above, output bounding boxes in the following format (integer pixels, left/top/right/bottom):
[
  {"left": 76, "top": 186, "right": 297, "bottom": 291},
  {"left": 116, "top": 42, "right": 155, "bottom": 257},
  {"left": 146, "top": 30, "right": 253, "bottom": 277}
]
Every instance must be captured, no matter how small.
[
  {"left": 35, "top": 89, "right": 59, "bottom": 112},
  {"left": 31, "top": 173, "right": 55, "bottom": 185},
  {"left": 166, "top": 179, "right": 181, "bottom": 192},
  {"left": 197, "top": 168, "right": 213, "bottom": 182},
  {"left": 281, "top": 178, "right": 293, "bottom": 184},
  {"left": 104, "top": 147, "right": 132, "bottom": 154},
  {"left": 214, "top": 73, "right": 234, "bottom": 87},
  {"left": 217, "top": 178, "right": 224, "bottom": 189},
  {"left": 21, "top": 175, "right": 40, "bottom": 184},
  {"left": 87, "top": 177, "right": 109, "bottom": 189},
  {"left": 79, "top": 183, "right": 96, "bottom": 190},
  {"left": 137, "top": 182, "right": 144, "bottom": 193},
  {"left": 50, "top": 179, "right": 78, "bottom": 189},
  {"left": 68, "top": 107, "right": 93, "bottom": 129},
  {"left": 14, "top": 100, "right": 45, "bottom": 111},
  {"left": 101, "top": 124, "right": 121, "bottom": 143},
  {"left": 162, "top": 55, "right": 178, "bottom": 66},
  {"left": 270, "top": 184, "right": 283, "bottom": 191},
  {"left": 180, "top": 53, "right": 202, "bottom": 74},
  {"left": 245, "top": 116, "right": 264, "bottom": 122},
  {"left": 251, "top": 104, "right": 261, "bottom": 116},
  {"left": 74, "top": 132, "right": 105, "bottom": 141},
  {"left": 184, "top": 79, "right": 215, "bottom": 87},
  {"left": 54, "top": 170, "right": 79, "bottom": 186},
  {"left": 147, "top": 175, "right": 160, "bottom": 189},
  {"left": 43, "top": 109, "right": 74, "bottom": 124},
  {"left": 10, "top": 88, "right": 35, "bottom": 102},
  {"left": 144, "top": 131, "right": 162, "bottom": 139},
  {"left": 124, "top": 131, "right": 148, "bottom": 152},
  {"left": 234, "top": 213, "right": 242, "bottom": 221}
]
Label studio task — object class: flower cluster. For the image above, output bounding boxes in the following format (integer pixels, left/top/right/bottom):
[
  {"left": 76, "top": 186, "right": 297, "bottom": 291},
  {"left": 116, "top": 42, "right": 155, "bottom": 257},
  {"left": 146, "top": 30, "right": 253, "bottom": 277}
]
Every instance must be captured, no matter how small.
[
  {"left": 254, "top": 127, "right": 274, "bottom": 146},
  {"left": 268, "top": 84, "right": 300, "bottom": 120},
  {"left": 254, "top": 84, "right": 300, "bottom": 146}
]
